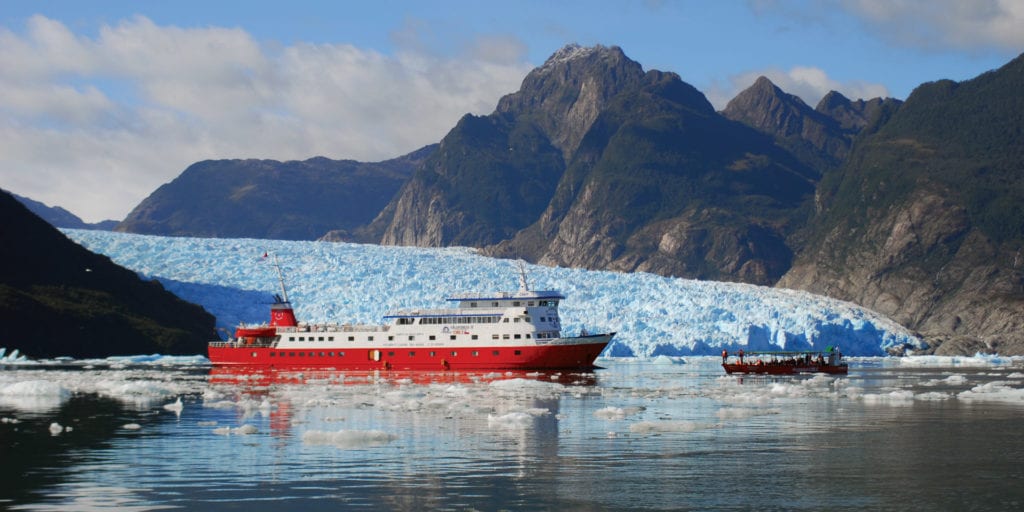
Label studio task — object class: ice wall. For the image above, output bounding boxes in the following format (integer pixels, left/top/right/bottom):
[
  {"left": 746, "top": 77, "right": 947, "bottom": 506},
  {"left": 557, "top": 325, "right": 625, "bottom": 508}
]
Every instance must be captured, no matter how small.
[{"left": 64, "top": 230, "right": 923, "bottom": 356}]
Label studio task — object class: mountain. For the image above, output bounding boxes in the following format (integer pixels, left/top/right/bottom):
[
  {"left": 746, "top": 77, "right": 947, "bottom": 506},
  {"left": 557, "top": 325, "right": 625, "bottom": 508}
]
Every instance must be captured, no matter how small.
[
  {"left": 721, "top": 76, "right": 902, "bottom": 174},
  {"left": 778, "top": 53, "right": 1024, "bottom": 355},
  {"left": 117, "top": 146, "right": 434, "bottom": 240},
  {"left": 0, "top": 188, "right": 217, "bottom": 358},
  {"left": 376, "top": 45, "right": 818, "bottom": 284},
  {"left": 12, "top": 193, "right": 118, "bottom": 230}
]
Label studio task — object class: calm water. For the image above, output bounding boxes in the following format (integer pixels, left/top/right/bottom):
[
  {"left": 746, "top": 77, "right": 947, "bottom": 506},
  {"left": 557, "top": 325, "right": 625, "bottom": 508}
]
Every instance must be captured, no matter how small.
[{"left": 2, "top": 357, "right": 1023, "bottom": 511}]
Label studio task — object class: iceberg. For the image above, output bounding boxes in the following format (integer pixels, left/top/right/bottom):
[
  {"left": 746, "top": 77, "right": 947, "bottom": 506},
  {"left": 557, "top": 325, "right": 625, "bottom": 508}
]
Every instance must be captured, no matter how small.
[{"left": 63, "top": 230, "right": 923, "bottom": 357}]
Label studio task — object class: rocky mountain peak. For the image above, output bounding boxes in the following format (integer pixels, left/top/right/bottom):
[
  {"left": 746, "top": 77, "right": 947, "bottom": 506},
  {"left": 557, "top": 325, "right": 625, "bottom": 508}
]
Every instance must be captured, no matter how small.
[
  {"left": 495, "top": 44, "right": 646, "bottom": 160},
  {"left": 721, "top": 76, "right": 813, "bottom": 137}
]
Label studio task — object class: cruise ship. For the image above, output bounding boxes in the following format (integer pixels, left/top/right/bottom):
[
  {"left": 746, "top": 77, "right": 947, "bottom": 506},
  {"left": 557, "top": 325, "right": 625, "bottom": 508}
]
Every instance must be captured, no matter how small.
[{"left": 208, "top": 259, "right": 614, "bottom": 370}]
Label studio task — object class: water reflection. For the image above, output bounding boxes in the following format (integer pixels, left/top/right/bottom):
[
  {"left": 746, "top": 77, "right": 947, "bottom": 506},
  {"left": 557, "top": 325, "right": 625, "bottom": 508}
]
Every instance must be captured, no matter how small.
[{"left": 2, "top": 358, "right": 1024, "bottom": 510}]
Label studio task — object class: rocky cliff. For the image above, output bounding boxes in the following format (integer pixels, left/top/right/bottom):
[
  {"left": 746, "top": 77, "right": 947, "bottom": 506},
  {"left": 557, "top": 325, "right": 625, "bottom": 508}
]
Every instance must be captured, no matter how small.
[
  {"left": 778, "top": 53, "right": 1024, "bottom": 354},
  {"left": 0, "top": 189, "right": 217, "bottom": 358}
]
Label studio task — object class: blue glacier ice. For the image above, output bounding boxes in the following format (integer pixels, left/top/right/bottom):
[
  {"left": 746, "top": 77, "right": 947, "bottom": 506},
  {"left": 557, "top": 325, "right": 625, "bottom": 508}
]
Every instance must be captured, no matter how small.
[{"left": 63, "top": 230, "right": 924, "bottom": 357}]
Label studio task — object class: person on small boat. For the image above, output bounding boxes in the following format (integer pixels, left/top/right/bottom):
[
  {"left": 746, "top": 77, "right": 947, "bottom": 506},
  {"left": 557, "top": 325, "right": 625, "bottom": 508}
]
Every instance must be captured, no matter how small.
[{"left": 722, "top": 349, "right": 728, "bottom": 363}]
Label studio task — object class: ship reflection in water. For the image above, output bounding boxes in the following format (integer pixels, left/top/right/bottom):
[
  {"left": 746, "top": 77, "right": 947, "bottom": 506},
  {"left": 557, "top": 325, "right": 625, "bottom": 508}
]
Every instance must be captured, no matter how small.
[{"left": 2, "top": 357, "right": 1024, "bottom": 510}]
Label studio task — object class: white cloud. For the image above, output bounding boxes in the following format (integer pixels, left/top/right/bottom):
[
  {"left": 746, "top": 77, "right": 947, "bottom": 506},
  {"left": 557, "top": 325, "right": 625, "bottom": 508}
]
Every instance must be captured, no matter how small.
[
  {"left": 0, "top": 15, "right": 532, "bottom": 222},
  {"left": 843, "top": 0, "right": 1024, "bottom": 51},
  {"left": 706, "top": 66, "right": 890, "bottom": 110}
]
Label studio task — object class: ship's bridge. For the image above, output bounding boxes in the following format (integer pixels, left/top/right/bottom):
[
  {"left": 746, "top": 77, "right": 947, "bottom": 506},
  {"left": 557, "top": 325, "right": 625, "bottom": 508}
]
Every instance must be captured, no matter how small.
[{"left": 447, "top": 290, "right": 565, "bottom": 309}]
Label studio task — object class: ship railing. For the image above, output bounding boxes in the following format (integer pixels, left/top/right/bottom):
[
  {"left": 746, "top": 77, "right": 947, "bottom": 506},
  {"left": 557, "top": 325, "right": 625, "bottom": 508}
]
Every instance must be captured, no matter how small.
[{"left": 209, "top": 340, "right": 275, "bottom": 348}]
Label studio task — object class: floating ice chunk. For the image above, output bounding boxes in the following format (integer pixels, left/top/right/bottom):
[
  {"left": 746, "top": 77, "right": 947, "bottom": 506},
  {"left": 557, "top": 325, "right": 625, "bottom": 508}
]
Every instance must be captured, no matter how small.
[
  {"left": 302, "top": 429, "right": 397, "bottom": 449},
  {"left": 0, "top": 380, "right": 71, "bottom": 413},
  {"left": 122, "top": 423, "right": 142, "bottom": 430},
  {"left": 594, "top": 406, "right": 645, "bottom": 420},
  {"left": 163, "top": 397, "right": 183, "bottom": 414},
  {"left": 49, "top": 422, "right": 63, "bottom": 435},
  {"left": 922, "top": 375, "right": 968, "bottom": 387},
  {"left": 651, "top": 355, "right": 681, "bottom": 365},
  {"left": 958, "top": 382, "right": 1024, "bottom": 403},
  {"left": 487, "top": 412, "right": 535, "bottom": 429},
  {"left": 862, "top": 390, "right": 915, "bottom": 405},
  {"left": 629, "top": 420, "right": 712, "bottom": 433},
  {"left": 213, "top": 424, "right": 258, "bottom": 435},
  {"left": 716, "top": 407, "right": 779, "bottom": 420},
  {"left": 915, "top": 392, "right": 952, "bottom": 401},
  {"left": 1, "top": 417, "right": 21, "bottom": 424}
]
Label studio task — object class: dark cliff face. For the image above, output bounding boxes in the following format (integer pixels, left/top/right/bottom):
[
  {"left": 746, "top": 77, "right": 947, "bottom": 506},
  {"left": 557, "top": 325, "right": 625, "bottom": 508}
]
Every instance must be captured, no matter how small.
[
  {"left": 0, "top": 189, "right": 217, "bottom": 358},
  {"left": 117, "top": 146, "right": 433, "bottom": 240},
  {"left": 779, "top": 53, "right": 1024, "bottom": 354}
]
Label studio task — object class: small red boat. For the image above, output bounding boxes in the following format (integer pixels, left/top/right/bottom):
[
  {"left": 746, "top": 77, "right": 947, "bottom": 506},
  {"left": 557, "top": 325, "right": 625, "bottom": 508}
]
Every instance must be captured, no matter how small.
[{"left": 722, "top": 348, "right": 848, "bottom": 375}]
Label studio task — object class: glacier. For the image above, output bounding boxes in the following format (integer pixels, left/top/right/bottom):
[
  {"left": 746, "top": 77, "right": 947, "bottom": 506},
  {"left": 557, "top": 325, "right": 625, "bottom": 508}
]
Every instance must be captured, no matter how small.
[{"left": 62, "top": 229, "right": 923, "bottom": 357}]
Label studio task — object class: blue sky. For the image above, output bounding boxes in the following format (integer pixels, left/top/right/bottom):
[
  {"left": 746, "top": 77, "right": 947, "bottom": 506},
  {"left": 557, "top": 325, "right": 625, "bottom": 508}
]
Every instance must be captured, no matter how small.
[{"left": 2, "top": 0, "right": 1022, "bottom": 221}]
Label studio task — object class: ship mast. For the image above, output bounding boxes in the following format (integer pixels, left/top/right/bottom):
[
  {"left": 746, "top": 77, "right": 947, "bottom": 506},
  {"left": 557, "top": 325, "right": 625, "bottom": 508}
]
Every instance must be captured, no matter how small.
[
  {"left": 517, "top": 260, "right": 530, "bottom": 291},
  {"left": 272, "top": 253, "right": 290, "bottom": 303}
]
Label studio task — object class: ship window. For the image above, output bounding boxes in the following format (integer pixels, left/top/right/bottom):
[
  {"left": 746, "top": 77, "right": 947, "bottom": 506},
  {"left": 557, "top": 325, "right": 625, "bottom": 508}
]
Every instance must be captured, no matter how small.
[
  {"left": 429, "top": 351, "right": 436, "bottom": 357},
  {"left": 429, "top": 335, "right": 436, "bottom": 341},
  {"left": 409, "top": 351, "right": 415, "bottom": 357},
  {"left": 251, "top": 352, "right": 258, "bottom": 358},
  {"left": 338, "top": 351, "right": 345, "bottom": 357},
  {"left": 470, "top": 302, "right": 477, "bottom": 307},
  {"left": 525, "top": 317, "right": 531, "bottom": 322},
  {"left": 472, "top": 335, "right": 478, "bottom": 340},
  {"left": 450, "top": 335, "right": 456, "bottom": 340},
  {"left": 514, "top": 350, "right": 521, "bottom": 355},
  {"left": 319, "top": 352, "right": 325, "bottom": 357},
  {"left": 298, "top": 336, "right": 305, "bottom": 341},
  {"left": 528, "top": 302, "right": 534, "bottom": 306},
  {"left": 388, "top": 351, "right": 395, "bottom": 356},
  {"left": 492, "top": 302, "right": 499, "bottom": 307},
  {"left": 492, "top": 334, "right": 499, "bottom": 340},
  {"left": 289, "top": 352, "right": 295, "bottom": 357},
  {"left": 450, "top": 351, "right": 457, "bottom": 356},
  {"left": 513, "top": 301, "right": 520, "bottom": 306},
  {"left": 408, "top": 335, "right": 415, "bottom": 341},
  {"left": 298, "top": 352, "right": 304, "bottom": 357},
  {"left": 348, "top": 336, "right": 355, "bottom": 341},
  {"left": 309, "top": 352, "right": 315, "bottom": 357},
  {"left": 328, "top": 336, "right": 334, "bottom": 341},
  {"left": 328, "top": 352, "right": 334, "bottom": 357},
  {"left": 492, "top": 350, "right": 499, "bottom": 356},
  {"left": 318, "top": 337, "right": 324, "bottom": 341},
  {"left": 503, "top": 334, "right": 510, "bottom": 339},
  {"left": 514, "top": 318, "right": 520, "bottom": 323},
  {"left": 269, "top": 352, "right": 275, "bottom": 357},
  {"left": 388, "top": 336, "right": 394, "bottom": 341},
  {"left": 503, "top": 318, "right": 509, "bottom": 323},
  {"left": 472, "top": 351, "right": 479, "bottom": 357},
  {"left": 514, "top": 334, "right": 521, "bottom": 339},
  {"left": 289, "top": 336, "right": 295, "bottom": 341},
  {"left": 368, "top": 336, "right": 374, "bottom": 341},
  {"left": 526, "top": 334, "right": 531, "bottom": 339}
]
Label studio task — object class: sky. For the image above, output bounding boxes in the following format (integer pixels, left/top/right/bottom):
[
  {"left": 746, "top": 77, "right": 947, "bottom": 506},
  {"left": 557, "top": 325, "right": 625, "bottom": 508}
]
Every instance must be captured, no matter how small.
[{"left": 2, "top": 1, "right": 1022, "bottom": 222}]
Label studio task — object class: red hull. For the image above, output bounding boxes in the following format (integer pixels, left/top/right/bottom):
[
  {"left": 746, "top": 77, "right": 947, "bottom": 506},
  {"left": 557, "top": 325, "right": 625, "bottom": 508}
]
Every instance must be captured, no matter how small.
[
  {"left": 208, "top": 338, "right": 610, "bottom": 371},
  {"left": 722, "top": 362, "right": 848, "bottom": 375}
]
